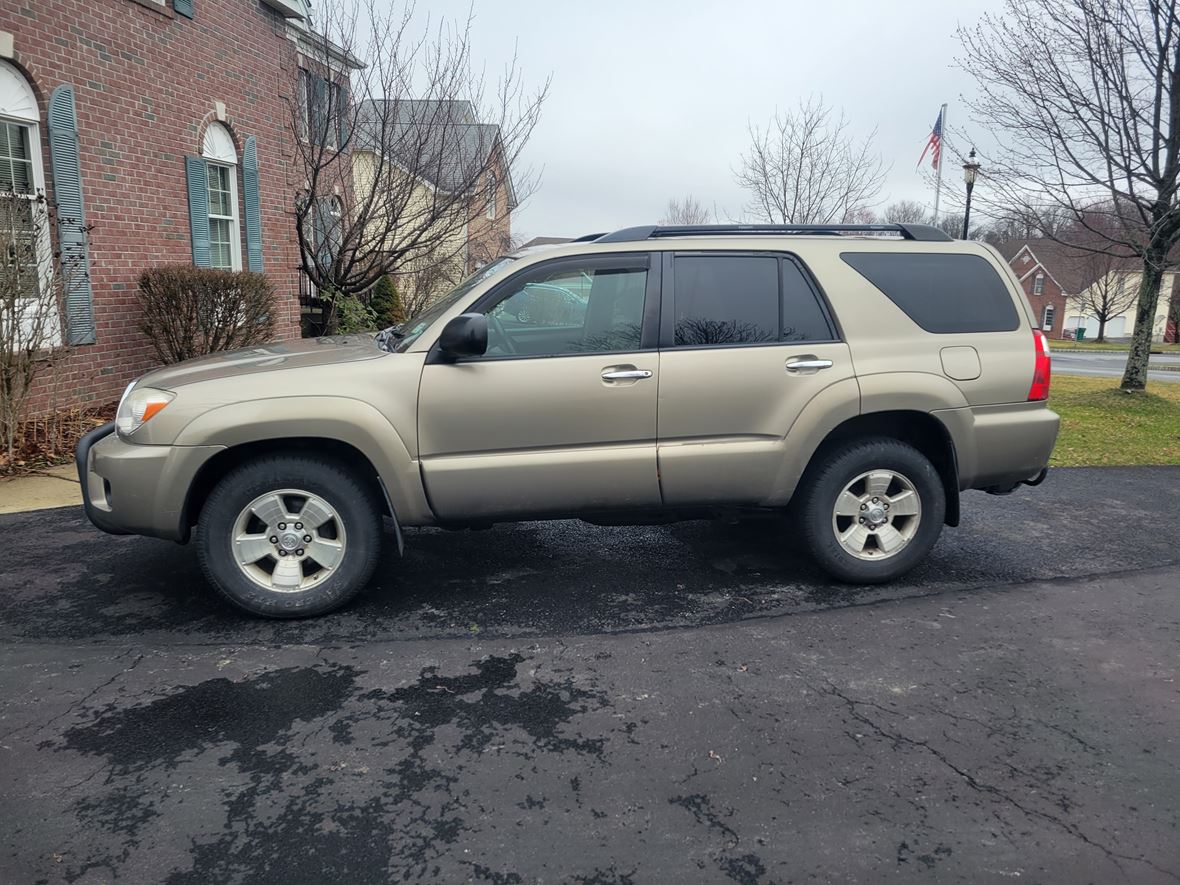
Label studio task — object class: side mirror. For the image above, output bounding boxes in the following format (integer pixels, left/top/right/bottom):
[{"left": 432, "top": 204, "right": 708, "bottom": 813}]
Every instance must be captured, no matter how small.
[{"left": 438, "top": 313, "right": 488, "bottom": 358}]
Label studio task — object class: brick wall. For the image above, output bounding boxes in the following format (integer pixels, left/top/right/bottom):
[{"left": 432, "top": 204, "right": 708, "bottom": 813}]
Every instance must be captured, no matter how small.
[
  {"left": 1016, "top": 268, "right": 1066, "bottom": 339},
  {"left": 2, "top": 0, "right": 305, "bottom": 410}
]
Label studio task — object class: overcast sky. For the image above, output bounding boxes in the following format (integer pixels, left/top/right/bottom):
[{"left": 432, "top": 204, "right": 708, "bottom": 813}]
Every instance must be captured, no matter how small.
[{"left": 415, "top": 0, "right": 1004, "bottom": 240}]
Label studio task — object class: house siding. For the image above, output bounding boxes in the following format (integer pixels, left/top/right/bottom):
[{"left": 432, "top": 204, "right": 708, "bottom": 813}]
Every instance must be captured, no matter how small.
[{"left": 3, "top": 0, "right": 304, "bottom": 410}]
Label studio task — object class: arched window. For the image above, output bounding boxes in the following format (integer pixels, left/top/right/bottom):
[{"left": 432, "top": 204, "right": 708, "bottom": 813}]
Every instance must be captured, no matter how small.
[
  {"left": 1033, "top": 272, "right": 1044, "bottom": 295},
  {"left": 0, "top": 60, "right": 47, "bottom": 297},
  {"left": 201, "top": 122, "right": 240, "bottom": 270}
]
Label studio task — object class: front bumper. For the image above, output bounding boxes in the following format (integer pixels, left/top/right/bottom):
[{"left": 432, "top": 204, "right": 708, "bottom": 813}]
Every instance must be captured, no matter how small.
[{"left": 76, "top": 422, "right": 223, "bottom": 542}]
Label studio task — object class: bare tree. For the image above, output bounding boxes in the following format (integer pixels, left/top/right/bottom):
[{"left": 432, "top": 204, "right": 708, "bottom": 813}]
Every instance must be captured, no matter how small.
[
  {"left": 1072, "top": 252, "right": 1139, "bottom": 341},
  {"left": 660, "top": 195, "right": 711, "bottom": 225},
  {"left": 0, "top": 192, "right": 70, "bottom": 462},
  {"left": 735, "top": 97, "right": 887, "bottom": 224},
  {"left": 291, "top": 0, "right": 548, "bottom": 317},
  {"left": 959, "top": 0, "right": 1180, "bottom": 390},
  {"left": 883, "top": 200, "right": 929, "bottom": 224}
]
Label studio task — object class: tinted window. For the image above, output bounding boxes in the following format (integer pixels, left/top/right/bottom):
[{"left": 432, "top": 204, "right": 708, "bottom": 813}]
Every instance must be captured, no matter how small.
[
  {"left": 781, "top": 260, "right": 835, "bottom": 342},
  {"left": 673, "top": 255, "right": 833, "bottom": 346},
  {"left": 674, "top": 256, "right": 778, "bottom": 346},
  {"left": 484, "top": 262, "right": 647, "bottom": 357},
  {"left": 841, "top": 252, "right": 1021, "bottom": 333}
]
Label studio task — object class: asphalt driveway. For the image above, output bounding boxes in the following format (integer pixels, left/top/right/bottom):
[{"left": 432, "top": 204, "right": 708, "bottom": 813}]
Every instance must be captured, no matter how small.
[{"left": 1, "top": 467, "right": 1179, "bottom": 883}]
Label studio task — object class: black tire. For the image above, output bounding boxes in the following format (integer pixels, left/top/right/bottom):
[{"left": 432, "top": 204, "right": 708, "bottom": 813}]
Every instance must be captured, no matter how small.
[
  {"left": 196, "top": 454, "right": 383, "bottom": 618},
  {"left": 796, "top": 437, "right": 945, "bottom": 584}
]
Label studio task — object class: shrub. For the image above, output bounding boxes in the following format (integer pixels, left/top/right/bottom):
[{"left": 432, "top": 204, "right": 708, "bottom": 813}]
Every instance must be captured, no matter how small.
[
  {"left": 370, "top": 274, "right": 405, "bottom": 327},
  {"left": 334, "top": 294, "right": 378, "bottom": 334},
  {"left": 136, "top": 266, "right": 275, "bottom": 364}
]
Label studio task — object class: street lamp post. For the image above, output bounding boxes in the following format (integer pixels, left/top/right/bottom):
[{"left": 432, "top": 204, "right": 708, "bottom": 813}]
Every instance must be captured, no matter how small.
[{"left": 962, "top": 148, "right": 981, "bottom": 240}]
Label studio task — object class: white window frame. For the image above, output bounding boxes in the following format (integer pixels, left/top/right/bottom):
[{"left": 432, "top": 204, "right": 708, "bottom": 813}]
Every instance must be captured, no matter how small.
[
  {"left": 486, "top": 171, "right": 497, "bottom": 220},
  {"left": 1042, "top": 303, "right": 1055, "bottom": 331},
  {"left": 1033, "top": 273, "right": 1044, "bottom": 295},
  {"left": 0, "top": 60, "right": 56, "bottom": 340},
  {"left": 201, "top": 123, "right": 241, "bottom": 271}
]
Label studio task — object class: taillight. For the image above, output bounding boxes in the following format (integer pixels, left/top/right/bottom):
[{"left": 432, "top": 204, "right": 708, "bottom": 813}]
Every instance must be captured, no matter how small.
[{"left": 1028, "top": 329, "right": 1051, "bottom": 401}]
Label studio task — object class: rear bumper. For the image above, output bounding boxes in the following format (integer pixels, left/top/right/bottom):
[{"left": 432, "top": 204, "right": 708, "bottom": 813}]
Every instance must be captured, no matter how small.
[
  {"left": 933, "top": 402, "right": 1060, "bottom": 491},
  {"left": 76, "top": 422, "right": 223, "bottom": 542}
]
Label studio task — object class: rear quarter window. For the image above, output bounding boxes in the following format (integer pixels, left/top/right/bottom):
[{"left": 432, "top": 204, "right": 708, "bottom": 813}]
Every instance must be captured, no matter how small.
[{"left": 840, "top": 252, "right": 1022, "bottom": 334}]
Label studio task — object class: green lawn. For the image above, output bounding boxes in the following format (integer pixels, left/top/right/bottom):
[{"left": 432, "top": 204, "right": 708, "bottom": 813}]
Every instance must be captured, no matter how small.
[
  {"left": 1049, "top": 375, "right": 1180, "bottom": 466},
  {"left": 1057, "top": 339, "right": 1180, "bottom": 353}
]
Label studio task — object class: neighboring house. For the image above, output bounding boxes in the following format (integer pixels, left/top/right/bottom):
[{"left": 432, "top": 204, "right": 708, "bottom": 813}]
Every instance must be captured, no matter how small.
[
  {"left": 1005, "top": 241, "right": 1071, "bottom": 338},
  {"left": 0, "top": 0, "right": 335, "bottom": 409},
  {"left": 352, "top": 99, "right": 515, "bottom": 307},
  {"left": 1006, "top": 239, "right": 1176, "bottom": 341}
]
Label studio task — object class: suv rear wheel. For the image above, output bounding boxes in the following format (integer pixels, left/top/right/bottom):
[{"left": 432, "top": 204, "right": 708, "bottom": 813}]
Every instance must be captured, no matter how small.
[
  {"left": 797, "top": 438, "right": 945, "bottom": 583},
  {"left": 197, "top": 454, "right": 383, "bottom": 617}
]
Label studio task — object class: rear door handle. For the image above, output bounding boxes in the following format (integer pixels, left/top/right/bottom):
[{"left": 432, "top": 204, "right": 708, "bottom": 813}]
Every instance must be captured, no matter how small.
[
  {"left": 785, "top": 358, "right": 834, "bottom": 373},
  {"left": 601, "top": 369, "right": 653, "bottom": 381}
]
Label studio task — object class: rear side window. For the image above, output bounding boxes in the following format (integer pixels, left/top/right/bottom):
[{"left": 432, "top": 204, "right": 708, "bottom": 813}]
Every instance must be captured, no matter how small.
[
  {"left": 841, "top": 252, "right": 1021, "bottom": 333},
  {"left": 672, "top": 255, "right": 834, "bottom": 347}
]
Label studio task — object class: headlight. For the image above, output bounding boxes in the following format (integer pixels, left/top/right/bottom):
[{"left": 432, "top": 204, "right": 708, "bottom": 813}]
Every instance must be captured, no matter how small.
[{"left": 116, "top": 386, "right": 175, "bottom": 436}]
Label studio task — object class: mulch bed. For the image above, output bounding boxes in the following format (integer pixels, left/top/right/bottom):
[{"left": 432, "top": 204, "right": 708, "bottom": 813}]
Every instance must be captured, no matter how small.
[{"left": 0, "top": 403, "right": 117, "bottom": 477}]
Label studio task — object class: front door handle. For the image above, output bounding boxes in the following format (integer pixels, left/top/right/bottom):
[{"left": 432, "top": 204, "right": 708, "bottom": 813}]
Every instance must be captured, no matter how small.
[
  {"left": 601, "top": 369, "right": 653, "bottom": 381},
  {"left": 785, "top": 357, "right": 834, "bottom": 373}
]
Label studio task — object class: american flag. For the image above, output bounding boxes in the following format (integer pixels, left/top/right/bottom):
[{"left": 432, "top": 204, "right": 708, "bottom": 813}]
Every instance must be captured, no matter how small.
[{"left": 917, "top": 109, "right": 943, "bottom": 170}]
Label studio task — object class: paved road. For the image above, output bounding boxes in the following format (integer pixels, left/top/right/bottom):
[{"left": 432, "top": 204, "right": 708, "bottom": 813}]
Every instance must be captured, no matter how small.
[
  {"left": 1054, "top": 350, "right": 1180, "bottom": 382},
  {"left": 2, "top": 467, "right": 1179, "bottom": 883}
]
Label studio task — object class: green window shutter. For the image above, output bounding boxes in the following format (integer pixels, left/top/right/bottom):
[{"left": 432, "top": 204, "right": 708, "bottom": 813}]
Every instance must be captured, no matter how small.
[
  {"left": 47, "top": 84, "right": 96, "bottom": 346},
  {"left": 185, "top": 156, "right": 210, "bottom": 267},
  {"left": 172, "top": 0, "right": 194, "bottom": 19},
  {"left": 241, "top": 136, "right": 263, "bottom": 272}
]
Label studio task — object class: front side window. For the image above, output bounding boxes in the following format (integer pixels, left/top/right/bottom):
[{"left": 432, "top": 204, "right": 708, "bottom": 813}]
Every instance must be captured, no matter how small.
[
  {"left": 483, "top": 260, "right": 647, "bottom": 357},
  {"left": 672, "top": 254, "right": 834, "bottom": 347}
]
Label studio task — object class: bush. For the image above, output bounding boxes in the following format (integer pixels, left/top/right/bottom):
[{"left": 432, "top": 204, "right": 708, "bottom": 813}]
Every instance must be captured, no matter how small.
[
  {"left": 334, "top": 294, "right": 378, "bottom": 334},
  {"left": 370, "top": 275, "right": 405, "bottom": 327},
  {"left": 136, "top": 266, "right": 275, "bottom": 364}
]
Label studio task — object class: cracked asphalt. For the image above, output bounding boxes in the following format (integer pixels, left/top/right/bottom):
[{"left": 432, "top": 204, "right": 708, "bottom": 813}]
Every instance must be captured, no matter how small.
[{"left": 1, "top": 466, "right": 1179, "bottom": 883}]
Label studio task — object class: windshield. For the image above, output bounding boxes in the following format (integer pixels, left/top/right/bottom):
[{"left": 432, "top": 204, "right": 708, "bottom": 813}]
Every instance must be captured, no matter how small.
[{"left": 385, "top": 258, "right": 517, "bottom": 353}]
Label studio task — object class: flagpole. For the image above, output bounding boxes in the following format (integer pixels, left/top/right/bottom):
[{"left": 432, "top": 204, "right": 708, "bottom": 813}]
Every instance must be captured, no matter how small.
[{"left": 932, "top": 102, "right": 947, "bottom": 224}]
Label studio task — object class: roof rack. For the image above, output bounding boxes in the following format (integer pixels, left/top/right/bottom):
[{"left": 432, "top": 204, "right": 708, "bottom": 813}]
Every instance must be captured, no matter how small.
[
  {"left": 571, "top": 232, "right": 608, "bottom": 242},
  {"left": 594, "top": 223, "right": 952, "bottom": 243}
]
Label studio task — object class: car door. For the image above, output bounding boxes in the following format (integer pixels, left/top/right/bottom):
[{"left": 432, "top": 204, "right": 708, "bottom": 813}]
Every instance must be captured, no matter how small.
[
  {"left": 656, "top": 251, "right": 856, "bottom": 505},
  {"left": 418, "top": 253, "right": 662, "bottom": 520}
]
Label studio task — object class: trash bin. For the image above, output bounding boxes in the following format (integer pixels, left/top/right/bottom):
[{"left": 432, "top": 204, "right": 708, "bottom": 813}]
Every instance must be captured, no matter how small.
[{"left": 1075, "top": 327, "right": 1086, "bottom": 341}]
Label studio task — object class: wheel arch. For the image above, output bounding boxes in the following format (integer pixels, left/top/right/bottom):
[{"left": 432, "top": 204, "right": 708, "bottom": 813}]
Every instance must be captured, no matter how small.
[
  {"left": 183, "top": 437, "right": 394, "bottom": 535},
  {"left": 804, "top": 411, "right": 961, "bottom": 527}
]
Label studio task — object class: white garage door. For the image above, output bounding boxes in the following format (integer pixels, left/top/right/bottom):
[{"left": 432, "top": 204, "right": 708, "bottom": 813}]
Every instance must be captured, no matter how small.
[{"left": 1104, "top": 317, "right": 1126, "bottom": 338}]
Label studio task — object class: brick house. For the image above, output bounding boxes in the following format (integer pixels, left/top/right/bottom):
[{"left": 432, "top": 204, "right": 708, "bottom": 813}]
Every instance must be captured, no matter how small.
[
  {"left": 1005, "top": 241, "right": 1071, "bottom": 338},
  {"left": 0, "top": 0, "right": 339, "bottom": 409}
]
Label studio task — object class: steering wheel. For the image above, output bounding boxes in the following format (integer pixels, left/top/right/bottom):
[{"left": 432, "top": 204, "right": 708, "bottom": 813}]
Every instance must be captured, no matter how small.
[{"left": 488, "top": 310, "right": 517, "bottom": 354}]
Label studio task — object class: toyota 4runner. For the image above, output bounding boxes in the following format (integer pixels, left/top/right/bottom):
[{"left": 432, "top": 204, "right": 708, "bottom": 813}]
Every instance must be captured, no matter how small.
[{"left": 78, "top": 223, "right": 1059, "bottom": 617}]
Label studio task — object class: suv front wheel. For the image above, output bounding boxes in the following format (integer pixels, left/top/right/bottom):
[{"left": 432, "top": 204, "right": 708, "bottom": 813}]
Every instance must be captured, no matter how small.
[
  {"left": 797, "top": 438, "right": 945, "bottom": 583},
  {"left": 197, "top": 454, "right": 384, "bottom": 617}
]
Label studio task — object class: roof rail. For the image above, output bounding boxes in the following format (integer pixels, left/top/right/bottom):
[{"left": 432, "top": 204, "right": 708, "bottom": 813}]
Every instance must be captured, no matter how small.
[
  {"left": 571, "top": 232, "right": 608, "bottom": 242},
  {"left": 594, "top": 223, "right": 953, "bottom": 243}
]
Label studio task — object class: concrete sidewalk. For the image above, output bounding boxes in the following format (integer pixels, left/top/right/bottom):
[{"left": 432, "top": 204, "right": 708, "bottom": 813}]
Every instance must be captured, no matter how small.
[{"left": 0, "top": 465, "right": 80, "bottom": 514}]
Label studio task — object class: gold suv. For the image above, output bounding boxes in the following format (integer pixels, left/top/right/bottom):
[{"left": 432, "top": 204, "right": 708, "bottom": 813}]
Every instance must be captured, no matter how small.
[{"left": 78, "top": 223, "right": 1059, "bottom": 617}]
